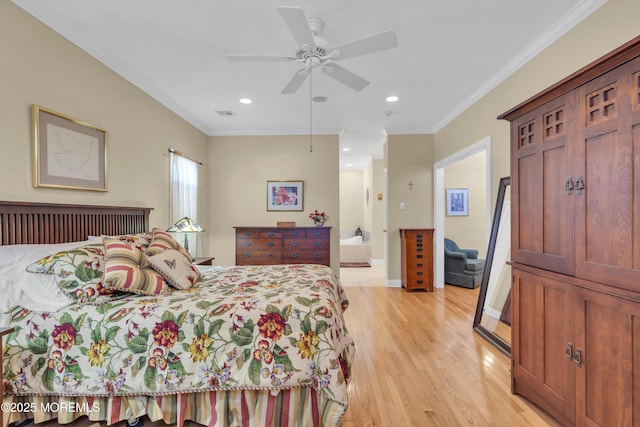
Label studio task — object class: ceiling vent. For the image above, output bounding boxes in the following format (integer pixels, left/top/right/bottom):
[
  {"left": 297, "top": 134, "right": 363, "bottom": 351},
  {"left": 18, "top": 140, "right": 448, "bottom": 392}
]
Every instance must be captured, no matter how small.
[{"left": 215, "top": 110, "right": 235, "bottom": 117}]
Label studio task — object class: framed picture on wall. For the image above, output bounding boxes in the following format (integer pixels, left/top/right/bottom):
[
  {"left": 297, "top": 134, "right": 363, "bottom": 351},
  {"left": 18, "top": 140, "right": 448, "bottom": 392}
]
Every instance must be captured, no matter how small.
[
  {"left": 32, "top": 104, "right": 107, "bottom": 191},
  {"left": 446, "top": 188, "right": 468, "bottom": 216},
  {"left": 267, "top": 181, "right": 303, "bottom": 211}
]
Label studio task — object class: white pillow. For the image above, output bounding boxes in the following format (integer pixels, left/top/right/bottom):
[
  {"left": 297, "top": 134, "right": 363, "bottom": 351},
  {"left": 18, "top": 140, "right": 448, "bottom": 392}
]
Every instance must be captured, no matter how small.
[{"left": 0, "top": 240, "right": 94, "bottom": 325}]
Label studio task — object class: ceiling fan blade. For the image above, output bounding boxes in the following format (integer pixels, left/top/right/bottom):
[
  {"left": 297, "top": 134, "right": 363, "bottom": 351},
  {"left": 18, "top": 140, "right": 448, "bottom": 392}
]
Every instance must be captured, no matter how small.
[
  {"left": 277, "top": 6, "right": 316, "bottom": 49},
  {"left": 329, "top": 30, "right": 398, "bottom": 60},
  {"left": 281, "top": 68, "right": 309, "bottom": 94},
  {"left": 227, "top": 55, "right": 298, "bottom": 62},
  {"left": 322, "top": 63, "right": 369, "bottom": 91}
]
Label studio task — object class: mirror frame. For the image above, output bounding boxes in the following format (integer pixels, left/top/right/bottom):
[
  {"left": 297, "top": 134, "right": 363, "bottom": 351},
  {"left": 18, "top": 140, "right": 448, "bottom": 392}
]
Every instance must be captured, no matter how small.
[{"left": 473, "top": 176, "right": 511, "bottom": 355}]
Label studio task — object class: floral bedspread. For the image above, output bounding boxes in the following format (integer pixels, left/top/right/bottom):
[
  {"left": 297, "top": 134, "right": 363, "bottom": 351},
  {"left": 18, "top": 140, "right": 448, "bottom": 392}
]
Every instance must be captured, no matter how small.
[{"left": 2, "top": 264, "right": 354, "bottom": 407}]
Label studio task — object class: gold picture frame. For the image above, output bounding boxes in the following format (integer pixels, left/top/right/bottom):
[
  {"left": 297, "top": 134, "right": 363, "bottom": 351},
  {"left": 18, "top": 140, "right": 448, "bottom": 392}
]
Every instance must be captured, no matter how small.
[{"left": 32, "top": 104, "right": 107, "bottom": 191}]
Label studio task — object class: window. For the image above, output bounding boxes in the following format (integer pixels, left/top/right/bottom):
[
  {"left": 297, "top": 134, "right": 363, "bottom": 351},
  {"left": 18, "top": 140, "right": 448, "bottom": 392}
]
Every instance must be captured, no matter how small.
[{"left": 169, "top": 150, "right": 199, "bottom": 254}]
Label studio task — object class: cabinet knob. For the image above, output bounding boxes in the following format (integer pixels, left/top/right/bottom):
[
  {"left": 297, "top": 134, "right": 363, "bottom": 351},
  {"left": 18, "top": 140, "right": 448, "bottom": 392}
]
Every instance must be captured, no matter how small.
[{"left": 291, "top": 242, "right": 298, "bottom": 247}]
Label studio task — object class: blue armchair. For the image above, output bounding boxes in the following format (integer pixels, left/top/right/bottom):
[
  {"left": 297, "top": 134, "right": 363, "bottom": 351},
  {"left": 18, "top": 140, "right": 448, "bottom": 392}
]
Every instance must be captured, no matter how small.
[{"left": 444, "top": 238, "right": 485, "bottom": 288}]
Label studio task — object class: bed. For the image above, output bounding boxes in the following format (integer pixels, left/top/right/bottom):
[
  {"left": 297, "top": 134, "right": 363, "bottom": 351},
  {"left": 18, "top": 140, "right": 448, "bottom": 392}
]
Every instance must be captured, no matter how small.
[
  {"left": 0, "top": 201, "right": 354, "bottom": 427},
  {"left": 339, "top": 234, "right": 371, "bottom": 267}
]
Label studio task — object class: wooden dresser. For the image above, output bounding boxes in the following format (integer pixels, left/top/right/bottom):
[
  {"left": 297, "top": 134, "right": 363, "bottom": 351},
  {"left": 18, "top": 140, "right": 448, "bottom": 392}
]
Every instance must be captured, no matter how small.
[
  {"left": 499, "top": 36, "right": 640, "bottom": 426},
  {"left": 399, "top": 228, "right": 434, "bottom": 292},
  {"left": 235, "top": 226, "right": 331, "bottom": 266}
]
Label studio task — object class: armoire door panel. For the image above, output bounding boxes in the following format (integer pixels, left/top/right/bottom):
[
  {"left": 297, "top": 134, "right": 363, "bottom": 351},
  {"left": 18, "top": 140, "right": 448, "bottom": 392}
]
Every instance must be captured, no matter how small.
[
  {"left": 575, "top": 288, "right": 639, "bottom": 427},
  {"left": 575, "top": 62, "right": 640, "bottom": 292},
  {"left": 511, "top": 95, "right": 575, "bottom": 275},
  {"left": 516, "top": 152, "right": 540, "bottom": 253},
  {"left": 512, "top": 269, "right": 575, "bottom": 424}
]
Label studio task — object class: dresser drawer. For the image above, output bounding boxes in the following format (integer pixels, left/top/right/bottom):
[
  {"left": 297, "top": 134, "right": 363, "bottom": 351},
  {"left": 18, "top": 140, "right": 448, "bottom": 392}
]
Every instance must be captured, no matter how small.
[
  {"left": 281, "top": 249, "right": 329, "bottom": 264},
  {"left": 238, "top": 229, "right": 283, "bottom": 239},
  {"left": 236, "top": 249, "right": 281, "bottom": 264},
  {"left": 237, "top": 237, "right": 282, "bottom": 251},
  {"left": 283, "top": 239, "right": 329, "bottom": 250}
]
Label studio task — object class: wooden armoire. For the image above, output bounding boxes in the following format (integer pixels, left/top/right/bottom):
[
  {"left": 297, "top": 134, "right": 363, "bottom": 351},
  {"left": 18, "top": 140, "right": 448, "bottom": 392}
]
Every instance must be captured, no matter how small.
[{"left": 499, "top": 36, "right": 640, "bottom": 427}]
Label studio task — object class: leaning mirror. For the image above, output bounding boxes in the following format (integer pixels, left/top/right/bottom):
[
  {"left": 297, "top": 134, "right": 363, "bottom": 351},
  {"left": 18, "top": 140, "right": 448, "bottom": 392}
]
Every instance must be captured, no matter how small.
[{"left": 473, "top": 176, "right": 511, "bottom": 355}]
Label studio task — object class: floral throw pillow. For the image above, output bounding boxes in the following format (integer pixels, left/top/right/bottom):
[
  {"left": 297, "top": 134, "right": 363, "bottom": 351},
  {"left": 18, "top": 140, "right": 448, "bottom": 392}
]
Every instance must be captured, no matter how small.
[
  {"left": 30, "top": 243, "right": 123, "bottom": 305},
  {"left": 26, "top": 233, "right": 151, "bottom": 274},
  {"left": 103, "top": 238, "right": 169, "bottom": 296},
  {"left": 147, "top": 249, "right": 202, "bottom": 290},
  {"left": 145, "top": 229, "right": 192, "bottom": 260}
]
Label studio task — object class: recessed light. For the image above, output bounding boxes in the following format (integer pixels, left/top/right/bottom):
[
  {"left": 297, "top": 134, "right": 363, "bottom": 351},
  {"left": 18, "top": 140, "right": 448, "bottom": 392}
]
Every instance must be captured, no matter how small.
[
  {"left": 239, "top": 98, "right": 252, "bottom": 104},
  {"left": 342, "top": 148, "right": 351, "bottom": 152},
  {"left": 346, "top": 163, "right": 353, "bottom": 167},
  {"left": 386, "top": 96, "right": 399, "bottom": 103}
]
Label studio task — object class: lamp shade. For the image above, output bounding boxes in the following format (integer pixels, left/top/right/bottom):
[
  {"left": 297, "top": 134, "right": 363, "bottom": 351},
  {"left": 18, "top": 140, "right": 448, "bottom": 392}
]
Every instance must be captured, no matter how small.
[{"left": 166, "top": 217, "right": 204, "bottom": 233}]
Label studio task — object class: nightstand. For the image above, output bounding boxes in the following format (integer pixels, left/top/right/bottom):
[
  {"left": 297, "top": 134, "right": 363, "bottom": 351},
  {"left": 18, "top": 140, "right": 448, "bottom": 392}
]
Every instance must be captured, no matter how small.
[
  {"left": 1, "top": 327, "right": 15, "bottom": 415},
  {"left": 194, "top": 257, "right": 214, "bottom": 266}
]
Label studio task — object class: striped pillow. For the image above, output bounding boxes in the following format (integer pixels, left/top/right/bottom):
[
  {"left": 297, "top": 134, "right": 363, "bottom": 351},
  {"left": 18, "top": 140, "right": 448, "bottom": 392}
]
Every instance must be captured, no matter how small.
[
  {"left": 103, "top": 238, "right": 169, "bottom": 295},
  {"left": 146, "top": 229, "right": 192, "bottom": 260}
]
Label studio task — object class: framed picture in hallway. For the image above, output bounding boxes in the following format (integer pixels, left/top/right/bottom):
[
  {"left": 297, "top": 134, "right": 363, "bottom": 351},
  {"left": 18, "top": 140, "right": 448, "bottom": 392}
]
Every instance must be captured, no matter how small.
[{"left": 446, "top": 188, "right": 468, "bottom": 216}]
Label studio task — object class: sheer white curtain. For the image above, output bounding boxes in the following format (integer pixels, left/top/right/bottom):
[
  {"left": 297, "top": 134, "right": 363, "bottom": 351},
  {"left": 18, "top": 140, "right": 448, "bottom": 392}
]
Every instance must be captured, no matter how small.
[{"left": 169, "top": 151, "right": 199, "bottom": 255}]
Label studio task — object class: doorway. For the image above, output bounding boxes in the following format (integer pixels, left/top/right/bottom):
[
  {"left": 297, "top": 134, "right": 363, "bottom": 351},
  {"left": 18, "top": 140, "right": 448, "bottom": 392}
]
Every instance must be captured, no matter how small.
[{"left": 433, "top": 136, "right": 491, "bottom": 288}]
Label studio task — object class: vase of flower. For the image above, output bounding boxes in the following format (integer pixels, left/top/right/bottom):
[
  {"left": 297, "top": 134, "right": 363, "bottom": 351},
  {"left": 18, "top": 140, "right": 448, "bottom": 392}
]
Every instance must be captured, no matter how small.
[{"left": 309, "top": 210, "right": 328, "bottom": 226}]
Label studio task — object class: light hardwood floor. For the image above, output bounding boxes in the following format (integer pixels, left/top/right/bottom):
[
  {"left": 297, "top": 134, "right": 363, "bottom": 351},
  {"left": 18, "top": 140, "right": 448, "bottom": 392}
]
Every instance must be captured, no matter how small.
[{"left": 35, "top": 274, "right": 557, "bottom": 427}]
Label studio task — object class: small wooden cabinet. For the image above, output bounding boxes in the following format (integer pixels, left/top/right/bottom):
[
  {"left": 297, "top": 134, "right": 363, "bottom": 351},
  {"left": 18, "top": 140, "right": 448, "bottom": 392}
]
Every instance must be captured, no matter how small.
[
  {"left": 235, "top": 226, "right": 330, "bottom": 266},
  {"left": 399, "top": 228, "right": 434, "bottom": 292}
]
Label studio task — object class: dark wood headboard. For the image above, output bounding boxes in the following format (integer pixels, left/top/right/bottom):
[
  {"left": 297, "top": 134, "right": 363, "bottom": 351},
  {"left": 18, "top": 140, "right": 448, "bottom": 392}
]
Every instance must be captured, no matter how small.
[{"left": 0, "top": 201, "right": 152, "bottom": 245}]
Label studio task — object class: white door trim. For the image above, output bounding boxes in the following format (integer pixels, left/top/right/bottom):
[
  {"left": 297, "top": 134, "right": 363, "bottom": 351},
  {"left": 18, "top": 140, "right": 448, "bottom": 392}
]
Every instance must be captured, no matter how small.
[{"left": 433, "top": 136, "right": 492, "bottom": 288}]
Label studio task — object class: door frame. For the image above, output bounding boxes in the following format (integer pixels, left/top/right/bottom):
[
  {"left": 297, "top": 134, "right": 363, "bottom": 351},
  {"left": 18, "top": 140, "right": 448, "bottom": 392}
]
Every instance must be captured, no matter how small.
[{"left": 433, "top": 136, "right": 491, "bottom": 288}]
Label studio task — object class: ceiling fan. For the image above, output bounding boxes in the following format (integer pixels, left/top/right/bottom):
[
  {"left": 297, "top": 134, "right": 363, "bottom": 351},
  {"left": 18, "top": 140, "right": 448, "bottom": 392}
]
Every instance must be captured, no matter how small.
[{"left": 227, "top": 6, "right": 398, "bottom": 94}]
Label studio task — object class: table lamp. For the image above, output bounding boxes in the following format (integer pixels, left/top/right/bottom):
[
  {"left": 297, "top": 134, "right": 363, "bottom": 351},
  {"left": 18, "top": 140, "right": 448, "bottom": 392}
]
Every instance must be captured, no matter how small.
[{"left": 166, "top": 217, "right": 204, "bottom": 260}]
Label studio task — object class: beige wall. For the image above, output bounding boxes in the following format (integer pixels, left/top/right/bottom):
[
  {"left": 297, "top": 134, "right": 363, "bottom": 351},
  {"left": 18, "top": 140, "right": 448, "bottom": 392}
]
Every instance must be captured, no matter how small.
[
  {"left": 386, "top": 134, "right": 435, "bottom": 282},
  {"left": 339, "top": 170, "right": 364, "bottom": 235},
  {"left": 0, "top": 2, "right": 209, "bottom": 236},
  {"left": 207, "top": 135, "right": 340, "bottom": 273},
  {"left": 435, "top": 0, "right": 640, "bottom": 214},
  {"left": 444, "top": 150, "right": 488, "bottom": 258},
  {"left": 369, "top": 159, "right": 385, "bottom": 260}
]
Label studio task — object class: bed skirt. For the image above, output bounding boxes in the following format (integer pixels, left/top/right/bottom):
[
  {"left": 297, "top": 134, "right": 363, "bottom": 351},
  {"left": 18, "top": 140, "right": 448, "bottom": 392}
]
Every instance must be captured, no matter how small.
[{"left": 2, "top": 387, "right": 346, "bottom": 427}]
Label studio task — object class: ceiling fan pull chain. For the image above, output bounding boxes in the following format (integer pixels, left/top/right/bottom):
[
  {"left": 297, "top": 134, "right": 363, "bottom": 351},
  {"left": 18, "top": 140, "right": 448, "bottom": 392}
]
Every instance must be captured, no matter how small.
[{"left": 309, "top": 67, "right": 313, "bottom": 153}]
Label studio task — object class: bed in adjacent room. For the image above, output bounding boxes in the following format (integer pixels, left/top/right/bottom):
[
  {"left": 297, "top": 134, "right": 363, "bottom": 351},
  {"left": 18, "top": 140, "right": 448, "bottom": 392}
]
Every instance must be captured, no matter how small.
[{"left": 0, "top": 201, "right": 354, "bottom": 427}]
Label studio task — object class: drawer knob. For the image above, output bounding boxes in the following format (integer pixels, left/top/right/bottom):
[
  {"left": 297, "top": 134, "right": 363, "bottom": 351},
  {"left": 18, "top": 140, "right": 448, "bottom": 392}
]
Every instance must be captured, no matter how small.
[
  {"left": 291, "top": 253, "right": 298, "bottom": 258},
  {"left": 314, "top": 242, "right": 321, "bottom": 247},
  {"left": 291, "top": 242, "right": 298, "bottom": 247},
  {"left": 268, "top": 231, "right": 274, "bottom": 237},
  {"left": 291, "top": 231, "right": 298, "bottom": 236},
  {"left": 244, "top": 242, "right": 251, "bottom": 247},
  {"left": 268, "top": 242, "right": 275, "bottom": 247},
  {"left": 314, "top": 253, "right": 321, "bottom": 258},
  {"left": 268, "top": 253, "right": 274, "bottom": 258},
  {"left": 244, "top": 253, "right": 252, "bottom": 258}
]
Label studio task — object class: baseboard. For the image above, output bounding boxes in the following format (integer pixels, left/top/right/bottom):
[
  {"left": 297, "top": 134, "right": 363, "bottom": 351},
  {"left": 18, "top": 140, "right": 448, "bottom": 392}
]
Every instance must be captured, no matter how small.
[
  {"left": 370, "top": 258, "right": 383, "bottom": 266},
  {"left": 386, "top": 279, "right": 402, "bottom": 288}
]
